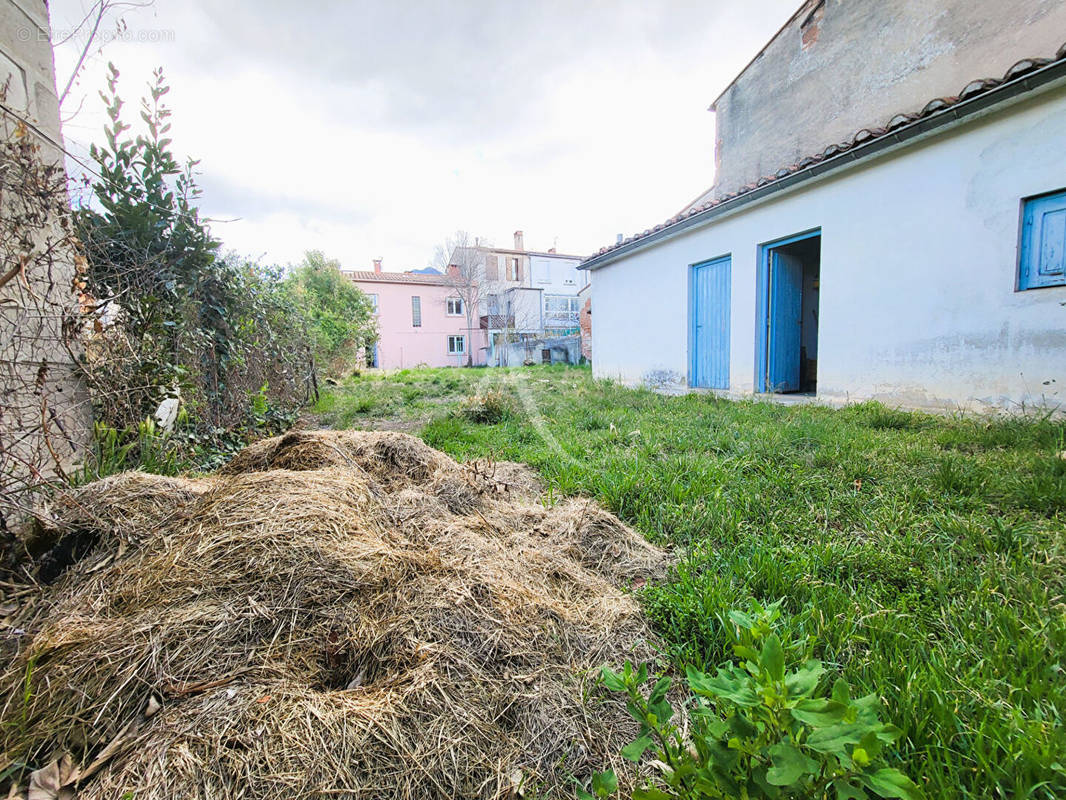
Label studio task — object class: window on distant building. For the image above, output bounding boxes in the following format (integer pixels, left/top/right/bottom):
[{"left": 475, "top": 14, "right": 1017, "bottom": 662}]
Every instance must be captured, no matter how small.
[
  {"left": 411, "top": 295, "right": 422, "bottom": 327},
  {"left": 367, "top": 293, "right": 379, "bottom": 311},
  {"left": 446, "top": 297, "right": 463, "bottom": 316},
  {"left": 507, "top": 257, "right": 521, "bottom": 281},
  {"left": 544, "top": 295, "right": 580, "bottom": 316},
  {"left": 448, "top": 335, "right": 465, "bottom": 354},
  {"left": 1019, "top": 189, "right": 1066, "bottom": 290}
]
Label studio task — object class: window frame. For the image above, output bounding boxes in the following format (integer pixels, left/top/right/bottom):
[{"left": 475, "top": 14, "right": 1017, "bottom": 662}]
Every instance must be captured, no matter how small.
[
  {"left": 544, "top": 294, "right": 580, "bottom": 317},
  {"left": 446, "top": 297, "right": 463, "bottom": 316},
  {"left": 447, "top": 335, "right": 465, "bottom": 355},
  {"left": 411, "top": 295, "right": 422, "bottom": 327},
  {"left": 367, "top": 293, "right": 379, "bottom": 312},
  {"left": 1018, "top": 188, "right": 1066, "bottom": 291}
]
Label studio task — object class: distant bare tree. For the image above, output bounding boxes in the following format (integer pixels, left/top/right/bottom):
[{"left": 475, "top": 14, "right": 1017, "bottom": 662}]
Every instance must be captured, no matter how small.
[
  {"left": 492, "top": 290, "right": 545, "bottom": 365},
  {"left": 433, "top": 230, "right": 490, "bottom": 367},
  {"left": 56, "top": 0, "right": 155, "bottom": 119}
]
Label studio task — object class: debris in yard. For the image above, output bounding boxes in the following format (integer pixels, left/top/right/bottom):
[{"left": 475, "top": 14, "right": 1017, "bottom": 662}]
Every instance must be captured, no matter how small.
[{"left": 1, "top": 430, "right": 667, "bottom": 799}]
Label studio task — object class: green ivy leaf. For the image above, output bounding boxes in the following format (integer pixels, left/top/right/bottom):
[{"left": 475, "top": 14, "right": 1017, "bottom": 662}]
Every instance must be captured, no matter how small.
[
  {"left": 591, "top": 769, "right": 618, "bottom": 797},
  {"left": 785, "top": 659, "right": 824, "bottom": 698},
  {"left": 832, "top": 678, "right": 852, "bottom": 705},
  {"left": 733, "top": 644, "right": 760, "bottom": 662},
  {"left": 648, "top": 675, "right": 672, "bottom": 704},
  {"left": 766, "top": 741, "right": 809, "bottom": 786},
  {"left": 650, "top": 698, "right": 674, "bottom": 725},
  {"left": 621, "top": 736, "right": 655, "bottom": 763},
  {"left": 632, "top": 789, "right": 673, "bottom": 800},
  {"left": 875, "top": 724, "right": 904, "bottom": 744},
  {"left": 751, "top": 764, "right": 784, "bottom": 799},
  {"left": 859, "top": 768, "right": 923, "bottom": 800},
  {"left": 805, "top": 722, "right": 865, "bottom": 755},
  {"left": 790, "top": 698, "right": 848, "bottom": 727},
  {"left": 601, "top": 667, "right": 626, "bottom": 692},
  {"left": 728, "top": 609, "right": 756, "bottom": 630},
  {"left": 834, "top": 778, "right": 869, "bottom": 799},
  {"left": 688, "top": 667, "right": 760, "bottom": 707},
  {"left": 761, "top": 634, "right": 785, "bottom": 682},
  {"left": 858, "top": 731, "right": 883, "bottom": 761},
  {"left": 728, "top": 712, "right": 758, "bottom": 739}
]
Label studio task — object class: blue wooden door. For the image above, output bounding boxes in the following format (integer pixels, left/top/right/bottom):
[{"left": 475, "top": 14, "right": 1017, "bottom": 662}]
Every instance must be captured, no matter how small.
[
  {"left": 767, "top": 251, "right": 803, "bottom": 392},
  {"left": 690, "top": 257, "right": 731, "bottom": 389}
]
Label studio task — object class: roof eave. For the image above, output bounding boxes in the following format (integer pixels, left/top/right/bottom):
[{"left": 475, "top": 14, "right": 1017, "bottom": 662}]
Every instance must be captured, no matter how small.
[{"left": 581, "top": 59, "right": 1066, "bottom": 272}]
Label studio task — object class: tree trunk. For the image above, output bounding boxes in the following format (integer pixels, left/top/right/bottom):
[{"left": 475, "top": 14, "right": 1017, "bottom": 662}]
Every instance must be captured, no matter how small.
[{"left": 465, "top": 309, "right": 474, "bottom": 367}]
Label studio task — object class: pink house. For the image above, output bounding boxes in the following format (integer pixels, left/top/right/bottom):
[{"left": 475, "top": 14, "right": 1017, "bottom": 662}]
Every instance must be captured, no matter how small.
[{"left": 345, "top": 262, "right": 486, "bottom": 369}]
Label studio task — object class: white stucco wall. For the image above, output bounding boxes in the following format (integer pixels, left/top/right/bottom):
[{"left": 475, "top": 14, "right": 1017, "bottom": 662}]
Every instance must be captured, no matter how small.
[
  {"left": 591, "top": 83, "right": 1066, "bottom": 412},
  {"left": 529, "top": 255, "right": 587, "bottom": 293},
  {"left": 507, "top": 287, "right": 544, "bottom": 333}
]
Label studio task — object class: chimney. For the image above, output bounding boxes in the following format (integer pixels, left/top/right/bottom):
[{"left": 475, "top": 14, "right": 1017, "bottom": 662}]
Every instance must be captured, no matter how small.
[
  {"left": 373, "top": 258, "right": 382, "bottom": 273},
  {"left": 548, "top": 247, "right": 556, "bottom": 254},
  {"left": 616, "top": 234, "right": 623, "bottom": 244},
  {"left": 513, "top": 230, "right": 524, "bottom": 251},
  {"left": 447, "top": 263, "right": 460, "bottom": 280}
]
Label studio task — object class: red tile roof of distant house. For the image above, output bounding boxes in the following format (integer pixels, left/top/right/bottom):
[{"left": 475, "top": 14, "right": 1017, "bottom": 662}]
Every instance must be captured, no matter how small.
[{"left": 344, "top": 270, "right": 453, "bottom": 285}]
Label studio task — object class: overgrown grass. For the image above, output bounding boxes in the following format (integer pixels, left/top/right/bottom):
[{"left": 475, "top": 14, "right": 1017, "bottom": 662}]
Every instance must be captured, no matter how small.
[
  {"left": 318, "top": 366, "right": 1066, "bottom": 799},
  {"left": 312, "top": 368, "right": 479, "bottom": 429}
]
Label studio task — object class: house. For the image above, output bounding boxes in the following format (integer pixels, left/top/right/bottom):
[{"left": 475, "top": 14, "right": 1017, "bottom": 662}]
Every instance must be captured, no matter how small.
[
  {"left": 345, "top": 260, "right": 487, "bottom": 369},
  {"left": 581, "top": 0, "right": 1066, "bottom": 413},
  {"left": 453, "top": 231, "right": 590, "bottom": 365}
]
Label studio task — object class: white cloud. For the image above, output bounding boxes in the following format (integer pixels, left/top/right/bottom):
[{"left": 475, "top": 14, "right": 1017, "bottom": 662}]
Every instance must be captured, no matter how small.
[{"left": 49, "top": 0, "right": 795, "bottom": 269}]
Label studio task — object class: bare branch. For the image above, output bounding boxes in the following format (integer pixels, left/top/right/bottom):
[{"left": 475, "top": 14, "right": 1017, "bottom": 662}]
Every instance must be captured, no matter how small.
[{"left": 57, "top": 0, "right": 156, "bottom": 112}]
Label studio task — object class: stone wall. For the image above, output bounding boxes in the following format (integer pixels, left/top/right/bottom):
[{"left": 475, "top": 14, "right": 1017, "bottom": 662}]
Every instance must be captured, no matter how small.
[{"left": 1, "top": 0, "right": 91, "bottom": 523}]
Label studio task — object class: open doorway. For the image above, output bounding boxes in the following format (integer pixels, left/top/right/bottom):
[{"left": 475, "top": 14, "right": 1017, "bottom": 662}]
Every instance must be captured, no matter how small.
[{"left": 757, "top": 231, "right": 820, "bottom": 394}]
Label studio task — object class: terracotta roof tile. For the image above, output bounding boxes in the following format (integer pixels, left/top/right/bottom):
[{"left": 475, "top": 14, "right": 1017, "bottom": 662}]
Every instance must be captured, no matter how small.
[
  {"left": 1004, "top": 58, "right": 1049, "bottom": 79},
  {"left": 959, "top": 78, "right": 999, "bottom": 99},
  {"left": 345, "top": 270, "right": 452, "bottom": 285},
  {"left": 583, "top": 41, "right": 1066, "bottom": 266},
  {"left": 921, "top": 97, "right": 954, "bottom": 114}
]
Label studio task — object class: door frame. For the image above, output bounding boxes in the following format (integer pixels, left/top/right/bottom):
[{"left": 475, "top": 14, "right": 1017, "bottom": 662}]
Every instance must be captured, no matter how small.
[
  {"left": 755, "top": 228, "right": 821, "bottom": 393},
  {"left": 688, "top": 254, "right": 732, "bottom": 390}
]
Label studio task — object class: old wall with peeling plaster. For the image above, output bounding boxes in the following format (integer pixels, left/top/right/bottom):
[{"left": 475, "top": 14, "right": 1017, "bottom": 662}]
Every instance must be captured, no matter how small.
[
  {"left": 1, "top": 0, "right": 92, "bottom": 501},
  {"left": 701, "top": 0, "right": 1066, "bottom": 204}
]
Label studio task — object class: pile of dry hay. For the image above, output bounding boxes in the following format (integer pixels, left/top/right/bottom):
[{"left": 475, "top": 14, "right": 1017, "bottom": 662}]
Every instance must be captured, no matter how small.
[{"left": 0, "top": 430, "right": 667, "bottom": 798}]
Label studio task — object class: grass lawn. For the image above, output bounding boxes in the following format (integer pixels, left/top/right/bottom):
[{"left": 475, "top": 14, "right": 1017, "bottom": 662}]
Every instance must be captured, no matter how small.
[{"left": 314, "top": 365, "right": 1066, "bottom": 799}]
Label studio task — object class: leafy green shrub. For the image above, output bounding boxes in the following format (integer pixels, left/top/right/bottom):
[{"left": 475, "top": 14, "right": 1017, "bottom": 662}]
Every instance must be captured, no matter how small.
[
  {"left": 76, "top": 65, "right": 312, "bottom": 459},
  {"left": 284, "top": 251, "right": 377, "bottom": 376},
  {"left": 456, "top": 390, "right": 514, "bottom": 424},
  {"left": 587, "top": 600, "right": 922, "bottom": 800},
  {"left": 80, "top": 383, "right": 300, "bottom": 479}
]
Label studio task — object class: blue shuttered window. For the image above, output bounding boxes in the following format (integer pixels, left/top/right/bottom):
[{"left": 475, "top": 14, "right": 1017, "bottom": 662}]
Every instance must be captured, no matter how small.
[{"left": 1019, "top": 190, "right": 1066, "bottom": 290}]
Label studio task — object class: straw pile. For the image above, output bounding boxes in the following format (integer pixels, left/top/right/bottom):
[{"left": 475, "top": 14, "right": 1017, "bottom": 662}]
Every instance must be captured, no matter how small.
[{"left": 0, "top": 430, "right": 667, "bottom": 799}]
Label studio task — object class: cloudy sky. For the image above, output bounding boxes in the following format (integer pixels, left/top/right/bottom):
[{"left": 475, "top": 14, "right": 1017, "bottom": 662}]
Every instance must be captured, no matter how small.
[{"left": 49, "top": 0, "right": 796, "bottom": 271}]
